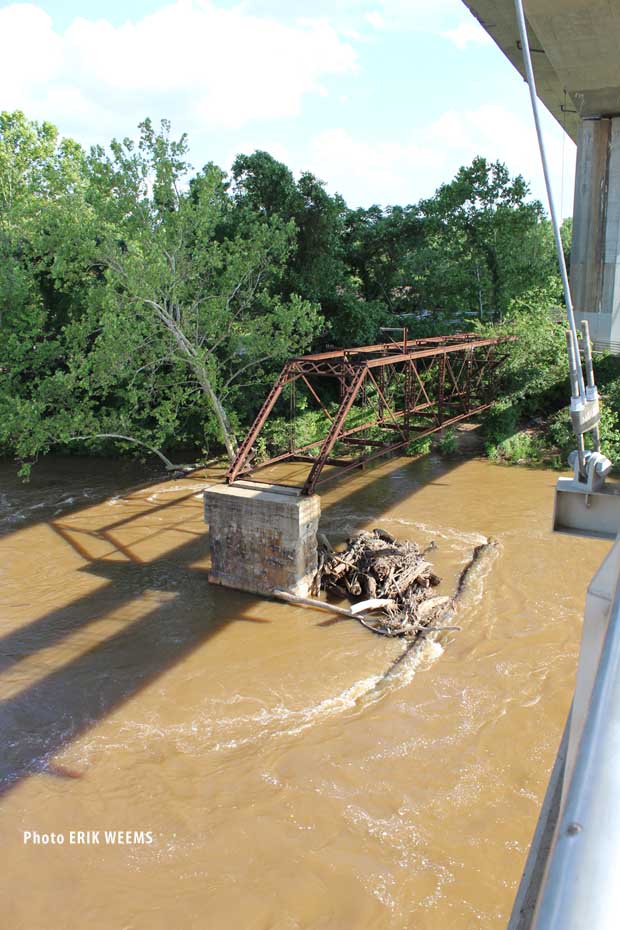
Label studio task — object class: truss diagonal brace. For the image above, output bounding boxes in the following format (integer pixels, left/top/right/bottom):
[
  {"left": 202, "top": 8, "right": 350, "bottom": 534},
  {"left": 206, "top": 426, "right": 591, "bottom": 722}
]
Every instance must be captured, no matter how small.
[
  {"left": 301, "top": 366, "right": 368, "bottom": 495},
  {"left": 226, "top": 362, "right": 295, "bottom": 484}
]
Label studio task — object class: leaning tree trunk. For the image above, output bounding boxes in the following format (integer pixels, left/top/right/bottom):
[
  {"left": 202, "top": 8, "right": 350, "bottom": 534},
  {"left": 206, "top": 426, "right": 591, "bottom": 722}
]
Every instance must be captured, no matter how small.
[
  {"left": 153, "top": 302, "right": 240, "bottom": 464},
  {"left": 193, "top": 361, "right": 239, "bottom": 463}
]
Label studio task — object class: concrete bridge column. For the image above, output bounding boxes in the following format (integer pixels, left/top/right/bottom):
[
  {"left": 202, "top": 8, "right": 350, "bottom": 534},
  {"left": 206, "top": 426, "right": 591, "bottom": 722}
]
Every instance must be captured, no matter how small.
[
  {"left": 571, "top": 116, "right": 620, "bottom": 352},
  {"left": 204, "top": 481, "right": 321, "bottom": 597}
]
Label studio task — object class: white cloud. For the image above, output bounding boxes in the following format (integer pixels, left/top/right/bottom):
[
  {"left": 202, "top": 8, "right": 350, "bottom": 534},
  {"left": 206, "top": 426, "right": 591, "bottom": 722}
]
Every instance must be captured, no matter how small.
[
  {"left": 307, "top": 105, "right": 576, "bottom": 214},
  {"left": 230, "top": 0, "right": 467, "bottom": 37},
  {"left": 372, "top": 0, "right": 464, "bottom": 31},
  {"left": 0, "top": 1, "right": 577, "bottom": 220},
  {"left": 0, "top": 4, "right": 63, "bottom": 111},
  {"left": 0, "top": 1, "right": 357, "bottom": 142},
  {"left": 364, "top": 11, "right": 385, "bottom": 29},
  {"left": 442, "top": 20, "right": 493, "bottom": 49}
]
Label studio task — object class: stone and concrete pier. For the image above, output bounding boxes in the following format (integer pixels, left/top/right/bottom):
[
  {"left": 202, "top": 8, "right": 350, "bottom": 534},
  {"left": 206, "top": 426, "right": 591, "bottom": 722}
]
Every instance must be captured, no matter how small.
[{"left": 204, "top": 481, "right": 321, "bottom": 597}]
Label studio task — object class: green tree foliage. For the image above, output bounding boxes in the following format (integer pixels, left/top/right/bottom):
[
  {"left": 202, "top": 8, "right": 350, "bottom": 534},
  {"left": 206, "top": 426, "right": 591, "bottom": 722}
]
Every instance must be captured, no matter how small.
[
  {"left": 560, "top": 216, "right": 573, "bottom": 273},
  {"left": 0, "top": 111, "right": 96, "bottom": 472},
  {"left": 1, "top": 112, "right": 571, "bottom": 474},
  {"left": 86, "top": 123, "right": 320, "bottom": 460},
  {"left": 343, "top": 204, "right": 424, "bottom": 312},
  {"left": 1, "top": 116, "right": 321, "bottom": 471},
  {"left": 342, "top": 203, "right": 425, "bottom": 341},
  {"left": 232, "top": 151, "right": 345, "bottom": 303},
  {"left": 487, "top": 282, "right": 567, "bottom": 410},
  {"left": 415, "top": 157, "right": 557, "bottom": 320},
  {"left": 478, "top": 281, "right": 568, "bottom": 444},
  {"left": 232, "top": 150, "right": 389, "bottom": 346}
]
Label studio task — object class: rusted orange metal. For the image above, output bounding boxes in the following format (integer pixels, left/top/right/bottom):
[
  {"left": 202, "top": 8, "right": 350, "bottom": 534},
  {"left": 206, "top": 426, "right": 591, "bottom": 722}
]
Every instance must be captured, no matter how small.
[{"left": 226, "top": 333, "right": 514, "bottom": 495}]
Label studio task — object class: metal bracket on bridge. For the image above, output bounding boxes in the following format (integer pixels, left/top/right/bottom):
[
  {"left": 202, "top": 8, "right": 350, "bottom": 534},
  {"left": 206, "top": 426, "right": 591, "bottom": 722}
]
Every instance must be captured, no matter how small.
[
  {"left": 553, "top": 320, "right": 620, "bottom": 539},
  {"left": 553, "top": 451, "right": 620, "bottom": 539}
]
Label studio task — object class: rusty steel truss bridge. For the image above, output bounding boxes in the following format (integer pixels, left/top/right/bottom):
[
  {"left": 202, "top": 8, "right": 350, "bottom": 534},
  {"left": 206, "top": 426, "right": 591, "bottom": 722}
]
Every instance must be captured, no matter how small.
[{"left": 226, "top": 332, "right": 514, "bottom": 496}]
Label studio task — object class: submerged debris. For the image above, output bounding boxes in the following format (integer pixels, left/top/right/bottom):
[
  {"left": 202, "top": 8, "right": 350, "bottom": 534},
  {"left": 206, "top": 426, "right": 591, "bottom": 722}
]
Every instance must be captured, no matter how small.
[{"left": 313, "top": 528, "right": 456, "bottom": 639}]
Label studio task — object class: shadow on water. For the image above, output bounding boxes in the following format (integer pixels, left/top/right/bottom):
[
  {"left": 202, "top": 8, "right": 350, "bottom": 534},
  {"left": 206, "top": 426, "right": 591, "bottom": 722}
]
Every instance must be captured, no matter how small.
[
  {"left": 0, "top": 448, "right": 464, "bottom": 798},
  {"left": 0, "top": 455, "right": 169, "bottom": 541}
]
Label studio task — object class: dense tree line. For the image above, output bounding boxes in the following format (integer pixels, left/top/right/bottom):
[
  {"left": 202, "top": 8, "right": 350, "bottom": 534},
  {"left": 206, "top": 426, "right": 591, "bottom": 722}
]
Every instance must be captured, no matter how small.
[{"left": 0, "top": 111, "right": 564, "bottom": 475}]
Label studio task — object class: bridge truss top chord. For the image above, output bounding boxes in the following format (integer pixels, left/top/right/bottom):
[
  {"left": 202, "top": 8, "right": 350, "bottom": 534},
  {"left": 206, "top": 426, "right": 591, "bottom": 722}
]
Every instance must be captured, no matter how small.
[{"left": 226, "top": 333, "right": 514, "bottom": 496}]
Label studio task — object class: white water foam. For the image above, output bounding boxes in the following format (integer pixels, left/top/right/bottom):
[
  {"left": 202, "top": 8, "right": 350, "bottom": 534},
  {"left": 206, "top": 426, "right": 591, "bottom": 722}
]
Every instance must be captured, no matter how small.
[
  {"left": 0, "top": 488, "right": 102, "bottom": 527},
  {"left": 66, "top": 643, "right": 446, "bottom": 768},
  {"left": 144, "top": 483, "right": 207, "bottom": 503},
  {"left": 383, "top": 517, "right": 488, "bottom": 549}
]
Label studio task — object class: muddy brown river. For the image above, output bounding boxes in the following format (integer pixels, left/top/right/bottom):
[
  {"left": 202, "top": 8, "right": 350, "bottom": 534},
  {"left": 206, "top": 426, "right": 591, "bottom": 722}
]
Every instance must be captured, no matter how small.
[{"left": 0, "top": 450, "right": 609, "bottom": 929}]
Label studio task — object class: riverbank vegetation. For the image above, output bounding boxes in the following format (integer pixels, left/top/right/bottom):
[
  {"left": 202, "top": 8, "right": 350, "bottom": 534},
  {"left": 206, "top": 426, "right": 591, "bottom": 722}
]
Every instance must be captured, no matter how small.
[
  {"left": 479, "top": 295, "right": 620, "bottom": 471},
  {"left": 2, "top": 109, "right": 619, "bottom": 477}
]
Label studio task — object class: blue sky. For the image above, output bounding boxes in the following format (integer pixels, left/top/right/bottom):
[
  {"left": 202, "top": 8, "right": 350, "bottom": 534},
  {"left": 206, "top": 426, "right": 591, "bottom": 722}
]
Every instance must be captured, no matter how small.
[{"left": 0, "top": 0, "right": 576, "bottom": 214}]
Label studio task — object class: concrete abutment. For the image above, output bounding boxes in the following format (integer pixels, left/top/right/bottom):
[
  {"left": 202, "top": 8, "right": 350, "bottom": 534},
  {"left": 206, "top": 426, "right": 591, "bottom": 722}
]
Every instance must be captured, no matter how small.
[{"left": 204, "top": 482, "right": 321, "bottom": 597}]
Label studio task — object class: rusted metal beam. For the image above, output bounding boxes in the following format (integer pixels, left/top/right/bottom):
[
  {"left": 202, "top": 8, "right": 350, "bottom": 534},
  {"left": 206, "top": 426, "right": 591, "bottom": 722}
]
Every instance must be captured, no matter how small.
[
  {"left": 225, "top": 332, "right": 513, "bottom": 493},
  {"left": 226, "top": 361, "right": 296, "bottom": 484},
  {"left": 287, "top": 336, "right": 514, "bottom": 379},
  {"left": 340, "top": 438, "right": 388, "bottom": 447},
  {"left": 364, "top": 336, "right": 512, "bottom": 369},
  {"left": 300, "top": 374, "right": 333, "bottom": 422},
  {"left": 366, "top": 368, "right": 408, "bottom": 441},
  {"left": 313, "top": 403, "right": 495, "bottom": 491},
  {"left": 292, "top": 455, "right": 352, "bottom": 467},
  {"left": 314, "top": 441, "right": 409, "bottom": 487},
  {"left": 236, "top": 437, "right": 323, "bottom": 473},
  {"left": 294, "top": 332, "right": 483, "bottom": 362},
  {"left": 302, "top": 366, "right": 368, "bottom": 495}
]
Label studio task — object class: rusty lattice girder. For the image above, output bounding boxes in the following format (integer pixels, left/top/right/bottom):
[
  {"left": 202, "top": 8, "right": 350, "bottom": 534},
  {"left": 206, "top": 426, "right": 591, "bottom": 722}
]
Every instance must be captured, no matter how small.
[{"left": 226, "top": 333, "right": 514, "bottom": 495}]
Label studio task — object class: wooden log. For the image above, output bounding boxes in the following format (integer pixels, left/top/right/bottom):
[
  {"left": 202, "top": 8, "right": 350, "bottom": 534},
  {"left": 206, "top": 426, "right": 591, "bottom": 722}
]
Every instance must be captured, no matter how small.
[
  {"left": 317, "top": 532, "right": 333, "bottom": 553},
  {"left": 416, "top": 595, "right": 452, "bottom": 620},
  {"left": 272, "top": 588, "right": 376, "bottom": 623},
  {"left": 419, "top": 625, "right": 461, "bottom": 633},
  {"left": 349, "top": 597, "right": 396, "bottom": 614}
]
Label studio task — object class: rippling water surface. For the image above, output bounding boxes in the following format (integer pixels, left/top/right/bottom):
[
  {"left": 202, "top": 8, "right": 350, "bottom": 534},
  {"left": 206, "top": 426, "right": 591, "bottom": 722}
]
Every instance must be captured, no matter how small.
[{"left": 0, "top": 451, "right": 609, "bottom": 929}]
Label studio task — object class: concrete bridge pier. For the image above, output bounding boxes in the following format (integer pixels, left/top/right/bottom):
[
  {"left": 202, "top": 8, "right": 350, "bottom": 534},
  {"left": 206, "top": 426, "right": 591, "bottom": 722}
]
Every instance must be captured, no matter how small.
[
  {"left": 572, "top": 116, "right": 620, "bottom": 352},
  {"left": 204, "top": 481, "right": 321, "bottom": 597}
]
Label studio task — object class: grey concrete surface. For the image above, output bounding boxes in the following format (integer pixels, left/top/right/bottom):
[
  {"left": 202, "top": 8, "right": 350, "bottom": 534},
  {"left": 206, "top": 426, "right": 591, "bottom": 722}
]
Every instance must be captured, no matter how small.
[
  {"left": 462, "top": 1, "right": 620, "bottom": 139},
  {"left": 204, "top": 482, "right": 321, "bottom": 597},
  {"left": 570, "top": 116, "right": 620, "bottom": 347}
]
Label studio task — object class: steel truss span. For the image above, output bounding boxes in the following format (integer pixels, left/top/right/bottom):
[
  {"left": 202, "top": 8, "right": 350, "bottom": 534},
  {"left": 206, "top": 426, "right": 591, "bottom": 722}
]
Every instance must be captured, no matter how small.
[{"left": 226, "top": 334, "right": 514, "bottom": 496}]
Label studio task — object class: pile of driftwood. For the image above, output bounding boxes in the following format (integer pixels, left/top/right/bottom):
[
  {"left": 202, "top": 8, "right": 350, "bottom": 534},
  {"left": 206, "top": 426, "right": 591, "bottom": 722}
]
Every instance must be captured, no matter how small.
[
  {"left": 311, "top": 528, "right": 456, "bottom": 638},
  {"left": 274, "top": 528, "right": 495, "bottom": 641}
]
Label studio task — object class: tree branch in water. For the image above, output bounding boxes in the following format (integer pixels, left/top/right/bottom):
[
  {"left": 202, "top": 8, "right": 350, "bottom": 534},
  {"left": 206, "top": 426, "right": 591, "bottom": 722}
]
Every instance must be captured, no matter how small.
[{"left": 65, "top": 434, "right": 185, "bottom": 471}]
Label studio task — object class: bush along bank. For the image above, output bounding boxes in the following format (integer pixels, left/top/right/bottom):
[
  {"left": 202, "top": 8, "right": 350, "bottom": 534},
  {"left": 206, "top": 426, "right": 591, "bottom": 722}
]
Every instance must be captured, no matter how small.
[{"left": 477, "top": 295, "right": 620, "bottom": 472}]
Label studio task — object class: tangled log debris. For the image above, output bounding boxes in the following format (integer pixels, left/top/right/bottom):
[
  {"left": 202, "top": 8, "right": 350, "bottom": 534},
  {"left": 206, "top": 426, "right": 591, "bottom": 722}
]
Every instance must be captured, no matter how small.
[{"left": 312, "top": 528, "right": 458, "bottom": 639}]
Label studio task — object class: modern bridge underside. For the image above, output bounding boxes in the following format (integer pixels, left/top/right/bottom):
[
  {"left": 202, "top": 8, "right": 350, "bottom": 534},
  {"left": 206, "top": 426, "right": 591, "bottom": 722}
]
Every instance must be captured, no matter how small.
[
  {"left": 463, "top": 0, "right": 620, "bottom": 351},
  {"left": 463, "top": 0, "right": 620, "bottom": 138}
]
